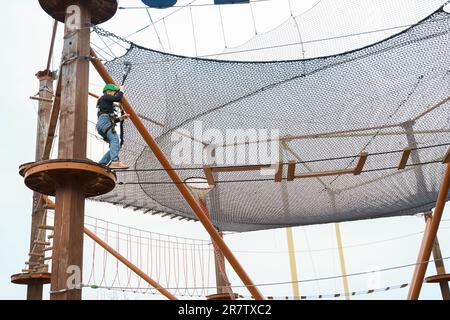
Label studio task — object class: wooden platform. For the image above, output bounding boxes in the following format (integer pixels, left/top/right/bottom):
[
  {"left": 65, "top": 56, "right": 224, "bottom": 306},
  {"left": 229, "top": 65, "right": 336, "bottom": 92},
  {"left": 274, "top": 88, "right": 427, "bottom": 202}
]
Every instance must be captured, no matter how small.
[
  {"left": 39, "top": 0, "right": 118, "bottom": 25},
  {"left": 11, "top": 272, "right": 51, "bottom": 285},
  {"left": 425, "top": 274, "right": 450, "bottom": 284},
  {"left": 20, "top": 159, "right": 116, "bottom": 197},
  {"left": 19, "top": 162, "right": 33, "bottom": 177}
]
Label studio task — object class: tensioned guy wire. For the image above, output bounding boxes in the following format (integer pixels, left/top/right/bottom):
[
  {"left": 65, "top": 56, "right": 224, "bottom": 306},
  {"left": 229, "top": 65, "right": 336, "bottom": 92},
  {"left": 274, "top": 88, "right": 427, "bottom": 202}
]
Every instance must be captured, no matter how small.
[
  {"left": 92, "top": 16, "right": 450, "bottom": 62},
  {"left": 109, "top": 142, "right": 450, "bottom": 173}
]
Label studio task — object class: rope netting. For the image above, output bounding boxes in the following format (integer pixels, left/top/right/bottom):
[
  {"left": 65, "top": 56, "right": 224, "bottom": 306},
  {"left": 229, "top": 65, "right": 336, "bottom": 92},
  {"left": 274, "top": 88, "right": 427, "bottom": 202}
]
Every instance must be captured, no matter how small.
[
  {"left": 82, "top": 215, "right": 215, "bottom": 297},
  {"left": 44, "top": 212, "right": 450, "bottom": 298},
  {"left": 91, "top": 2, "right": 450, "bottom": 232}
]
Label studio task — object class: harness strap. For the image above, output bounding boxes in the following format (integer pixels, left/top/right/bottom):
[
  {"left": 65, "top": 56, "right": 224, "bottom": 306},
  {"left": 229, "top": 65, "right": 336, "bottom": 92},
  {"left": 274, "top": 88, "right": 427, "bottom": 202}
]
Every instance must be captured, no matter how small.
[{"left": 97, "top": 113, "right": 117, "bottom": 141}]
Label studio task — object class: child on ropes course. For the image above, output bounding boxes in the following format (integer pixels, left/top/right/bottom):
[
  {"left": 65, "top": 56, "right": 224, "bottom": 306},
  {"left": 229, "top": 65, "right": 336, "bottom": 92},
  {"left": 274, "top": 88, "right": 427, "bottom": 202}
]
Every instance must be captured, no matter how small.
[{"left": 96, "top": 84, "right": 130, "bottom": 169}]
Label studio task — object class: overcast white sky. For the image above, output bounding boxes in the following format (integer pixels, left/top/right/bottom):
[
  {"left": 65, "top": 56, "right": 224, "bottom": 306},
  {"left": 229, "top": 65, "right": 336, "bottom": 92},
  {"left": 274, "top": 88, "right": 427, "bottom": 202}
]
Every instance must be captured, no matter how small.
[{"left": 1, "top": 0, "right": 450, "bottom": 300}]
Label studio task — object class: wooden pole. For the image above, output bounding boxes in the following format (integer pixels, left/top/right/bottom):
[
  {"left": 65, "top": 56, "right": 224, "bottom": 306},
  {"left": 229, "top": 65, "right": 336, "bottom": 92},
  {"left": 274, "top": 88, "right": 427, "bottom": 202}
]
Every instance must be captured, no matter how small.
[
  {"left": 50, "top": 1, "right": 91, "bottom": 300},
  {"left": 423, "top": 212, "right": 450, "bottom": 300},
  {"left": 407, "top": 163, "right": 450, "bottom": 299},
  {"left": 197, "top": 198, "right": 232, "bottom": 297},
  {"left": 26, "top": 70, "right": 55, "bottom": 300},
  {"left": 327, "top": 190, "right": 351, "bottom": 299},
  {"left": 214, "top": 230, "right": 228, "bottom": 294},
  {"left": 279, "top": 143, "right": 300, "bottom": 299},
  {"left": 83, "top": 227, "right": 177, "bottom": 300},
  {"left": 286, "top": 227, "right": 300, "bottom": 299},
  {"left": 90, "top": 50, "right": 264, "bottom": 300},
  {"left": 334, "top": 223, "right": 350, "bottom": 300},
  {"left": 204, "top": 147, "right": 230, "bottom": 296}
]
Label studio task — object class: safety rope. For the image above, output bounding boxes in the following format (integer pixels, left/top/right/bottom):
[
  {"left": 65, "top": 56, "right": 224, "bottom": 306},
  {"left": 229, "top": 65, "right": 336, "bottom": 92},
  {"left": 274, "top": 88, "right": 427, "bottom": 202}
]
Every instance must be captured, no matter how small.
[{"left": 84, "top": 282, "right": 410, "bottom": 299}]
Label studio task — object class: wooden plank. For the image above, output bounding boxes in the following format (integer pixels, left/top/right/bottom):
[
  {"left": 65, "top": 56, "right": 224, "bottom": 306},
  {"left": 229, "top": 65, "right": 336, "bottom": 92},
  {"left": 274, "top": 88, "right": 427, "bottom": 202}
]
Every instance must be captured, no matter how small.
[
  {"left": 285, "top": 151, "right": 368, "bottom": 181},
  {"left": 430, "top": 235, "right": 450, "bottom": 299},
  {"left": 287, "top": 161, "right": 296, "bottom": 181},
  {"left": 39, "top": 225, "right": 54, "bottom": 230},
  {"left": 295, "top": 168, "right": 354, "bottom": 179},
  {"left": 33, "top": 264, "right": 48, "bottom": 269},
  {"left": 425, "top": 274, "right": 450, "bottom": 283},
  {"left": 30, "top": 96, "right": 54, "bottom": 103},
  {"left": 274, "top": 161, "right": 283, "bottom": 182},
  {"left": 44, "top": 204, "right": 55, "bottom": 210},
  {"left": 213, "top": 164, "right": 272, "bottom": 173},
  {"left": 398, "top": 147, "right": 411, "bottom": 170},
  {"left": 354, "top": 152, "right": 368, "bottom": 175},
  {"left": 442, "top": 148, "right": 450, "bottom": 164},
  {"left": 203, "top": 165, "right": 216, "bottom": 186},
  {"left": 29, "top": 253, "right": 44, "bottom": 257},
  {"left": 34, "top": 241, "right": 50, "bottom": 246}
]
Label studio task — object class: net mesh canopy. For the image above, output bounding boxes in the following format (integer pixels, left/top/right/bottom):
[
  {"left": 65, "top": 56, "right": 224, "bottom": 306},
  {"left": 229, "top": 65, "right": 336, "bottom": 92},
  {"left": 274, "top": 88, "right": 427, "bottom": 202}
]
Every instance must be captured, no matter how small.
[{"left": 93, "top": 6, "right": 450, "bottom": 232}]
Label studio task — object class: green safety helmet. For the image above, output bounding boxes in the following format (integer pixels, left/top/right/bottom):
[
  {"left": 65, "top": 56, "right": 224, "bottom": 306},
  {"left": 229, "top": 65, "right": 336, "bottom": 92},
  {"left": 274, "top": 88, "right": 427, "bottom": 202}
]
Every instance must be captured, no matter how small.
[{"left": 103, "top": 84, "right": 119, "bottom": 93}]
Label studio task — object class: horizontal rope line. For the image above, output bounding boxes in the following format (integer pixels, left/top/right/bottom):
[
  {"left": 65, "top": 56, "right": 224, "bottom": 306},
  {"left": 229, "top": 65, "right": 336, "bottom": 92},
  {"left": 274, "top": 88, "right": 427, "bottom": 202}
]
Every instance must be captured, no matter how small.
[
  {"left": 111, "top": 142, "right": 450, "bottom": 173},
  {"left": 83, "top": 282, "right": 409, "bottom": 299},
  {"left": 117, "top": 160, "right": 443, "bottom": 185},
  {"left": 84, "top": 256, "right": 450, "bottom": 290}
]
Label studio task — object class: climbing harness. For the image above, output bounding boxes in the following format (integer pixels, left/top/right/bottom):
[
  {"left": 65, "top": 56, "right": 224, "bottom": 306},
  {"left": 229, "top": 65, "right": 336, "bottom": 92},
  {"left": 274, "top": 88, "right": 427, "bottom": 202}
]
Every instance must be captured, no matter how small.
[{"left": 96, "top": 61, "right": 132, "bottom": 143}]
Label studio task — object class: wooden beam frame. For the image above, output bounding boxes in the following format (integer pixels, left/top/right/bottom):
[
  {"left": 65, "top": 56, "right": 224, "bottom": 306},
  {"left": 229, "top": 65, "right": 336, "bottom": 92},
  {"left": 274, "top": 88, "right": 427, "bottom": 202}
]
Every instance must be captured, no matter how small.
[
  {"left": 422, "top": 212, "right": 450, "bottom": 300},
  {"left": 274, "top": 161, "right": 283, "bottom": 182},
  {"left": 202, "top": 147, "right": 442, "bottom": 184},
  {"left": 407, "top": 163, "right": 450, "bottom": 299},
  {"left": 30, "top": 96, "right": 54, "bottom": 103},
  {"left": 398, "top": 147, "right": 411, "bottom": 170},
  {"left": 286, "top": 152, "right": 368, "bottom": 181},
  {"left": 24, "top": 70, "right": 55, "bottom": 300},
  {"left": 442, "top": 148, "right": 450, "bottom": 164},
  {"left": 215, "top": 96, "right": 450, "bottom": 148},
  {"left": 204, "top": 164, "right": 274, "bottom": 186}
]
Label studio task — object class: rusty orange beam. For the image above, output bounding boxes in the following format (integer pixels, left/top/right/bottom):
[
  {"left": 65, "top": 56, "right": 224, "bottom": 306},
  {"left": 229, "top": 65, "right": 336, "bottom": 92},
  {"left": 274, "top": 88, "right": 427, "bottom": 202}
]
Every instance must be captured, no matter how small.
[
  {"left": 90, "top": 48, "right": 264, "bottom": 300},
  {"left": 407, "top": 163, "right": 450, "bottom": 299},
  {"left": 84, "top": 227, "right": 177, "bottom": 300}
]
